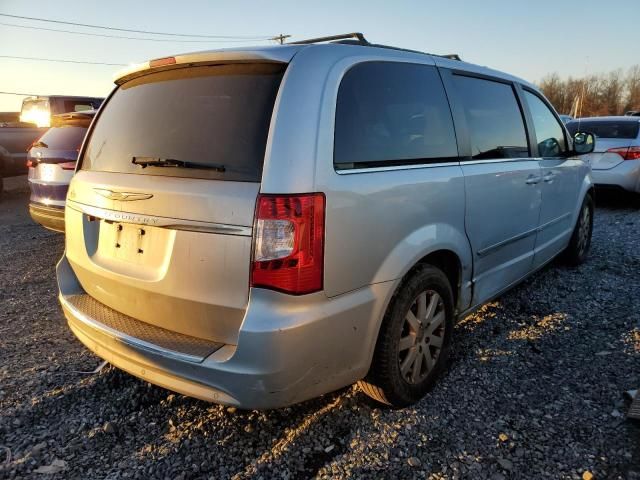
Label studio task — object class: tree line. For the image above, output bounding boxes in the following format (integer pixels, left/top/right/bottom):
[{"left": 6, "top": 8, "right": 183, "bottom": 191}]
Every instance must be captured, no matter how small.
[{"left": 539, "top": 66, "right": 640, "bottom": 117}]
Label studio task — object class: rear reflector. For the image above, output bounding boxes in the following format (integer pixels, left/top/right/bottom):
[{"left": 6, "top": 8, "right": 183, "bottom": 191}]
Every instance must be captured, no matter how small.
[
  {"left": 251, "top": 193, "right": 325, "bottom": 295},
  {"left": 606, "top": 146, "right": 640, "bottom": 160},
  {"left": 60, "top": 161, "right": 77, "bottom": 171},
  {"left": 150, "top": 56, "right": 176, "bottom": 68}
]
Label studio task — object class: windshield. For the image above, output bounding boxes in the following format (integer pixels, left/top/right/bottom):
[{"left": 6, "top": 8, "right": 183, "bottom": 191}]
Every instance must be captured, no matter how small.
[
  {"left": 80, "top": 63, "right": 285, "bottom": 182},
  {"left": 567, "top": 120, "right": 640, "bottom": 139}
]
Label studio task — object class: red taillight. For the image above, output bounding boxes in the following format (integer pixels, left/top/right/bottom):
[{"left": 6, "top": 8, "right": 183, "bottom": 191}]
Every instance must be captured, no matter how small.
[
  {"left": 60, "top": 161, "right": 77, "bottom": 171},
  {"left": 26, "top": 159, "right": 34, "bottom": 168},
  {"left": 149, "top": 56, "right": 176, "bottom": 68},
  {"left": 606, "top": 146, "right": 640, "bottom": 160},
  {"left": 251, "top": 193, "right": 325, "bottom": 295}
]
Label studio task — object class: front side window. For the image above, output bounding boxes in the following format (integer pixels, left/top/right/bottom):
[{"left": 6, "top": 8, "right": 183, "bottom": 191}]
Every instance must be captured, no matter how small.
[
  {"left": 452, "top": 75, "right": 529, "bottom": 160},
  {"left": 334, "top": 62, "right": 458, "bottom": 168},
  {"left": 524, "top": 91, "right": 566, "bottom": 157}
]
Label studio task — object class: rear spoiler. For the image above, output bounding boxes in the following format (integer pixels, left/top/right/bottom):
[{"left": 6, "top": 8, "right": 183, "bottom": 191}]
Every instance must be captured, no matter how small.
[{"left": 114, "top": 46, "right": 300, "bottom": 85}]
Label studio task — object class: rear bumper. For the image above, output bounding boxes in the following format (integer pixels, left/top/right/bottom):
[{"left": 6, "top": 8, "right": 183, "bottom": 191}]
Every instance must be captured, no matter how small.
[
  {"left": 592, "top": 159, "right": 640, "bottom": 193},
  {"left": 29, "top": 203, "right": 65, "bottom": 232},
  {"left": 57, "top": 254, "right": 394, "bottom": 409}
]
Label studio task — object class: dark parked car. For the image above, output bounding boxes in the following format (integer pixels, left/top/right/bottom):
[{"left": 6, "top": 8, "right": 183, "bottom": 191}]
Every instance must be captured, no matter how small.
[
  {"left": 0, "top": 122, "right": 47, "bottom": 196},
  {"left": 20, "top": 95, "right": 103, "bottom": 127},
  {"left": 27, "top": 110, "right": 96, "bottom": 232}
]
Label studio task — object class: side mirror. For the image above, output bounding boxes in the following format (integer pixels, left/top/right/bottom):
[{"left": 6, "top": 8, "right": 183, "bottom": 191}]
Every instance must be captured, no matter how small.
[{"left": 573, "top": 132, "right": 595, "bottom": 155}]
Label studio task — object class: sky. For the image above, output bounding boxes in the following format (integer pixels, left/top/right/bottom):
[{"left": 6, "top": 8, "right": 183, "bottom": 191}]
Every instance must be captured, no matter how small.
[{"left": 1, "top": 0, "right": 638, "bottom": 112}]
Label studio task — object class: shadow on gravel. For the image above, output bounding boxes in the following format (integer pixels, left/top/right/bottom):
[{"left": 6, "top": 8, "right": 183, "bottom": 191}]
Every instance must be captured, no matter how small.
[{"left": 594, "top": 188, "right": 640, "bottom": 210}]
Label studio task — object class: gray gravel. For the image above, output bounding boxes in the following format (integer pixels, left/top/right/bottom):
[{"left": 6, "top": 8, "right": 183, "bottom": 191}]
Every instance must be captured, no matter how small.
[{"left": 1, "top": 189, "right": 639, "bottom": 479}]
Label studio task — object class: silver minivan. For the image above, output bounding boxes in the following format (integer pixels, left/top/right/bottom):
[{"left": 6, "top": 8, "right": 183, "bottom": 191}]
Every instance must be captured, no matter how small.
[{"left": 57, "top": 35, "right": 596, "bottom": 409}]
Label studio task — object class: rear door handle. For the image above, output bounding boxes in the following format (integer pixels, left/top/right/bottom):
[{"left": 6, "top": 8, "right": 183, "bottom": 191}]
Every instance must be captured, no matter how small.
[
  {"left": 543, "top": 172, "right": 556, "bottom": 183},
  {"left": 526, "top": 175, "right": 542, "bottom": 185}
]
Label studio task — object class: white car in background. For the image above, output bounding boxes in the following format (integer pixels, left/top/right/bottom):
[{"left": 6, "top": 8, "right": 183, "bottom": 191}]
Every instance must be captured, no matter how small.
[{"left": 567, "top": 116, "right": 640, "bottom": 194}]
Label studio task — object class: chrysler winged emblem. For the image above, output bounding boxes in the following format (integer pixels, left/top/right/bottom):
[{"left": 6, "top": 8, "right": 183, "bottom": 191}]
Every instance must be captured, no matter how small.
[{"left": 94, "top": 188, "right": 154, "bottom": 201}]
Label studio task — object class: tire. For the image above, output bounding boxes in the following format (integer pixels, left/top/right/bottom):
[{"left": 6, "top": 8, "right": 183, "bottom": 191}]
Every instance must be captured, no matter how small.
[
  {"left": 359, "top": 265, "right": 454, "bottom": 407},
  {"left": 562, "top": 194, "right": 594, "bottom": 266}
]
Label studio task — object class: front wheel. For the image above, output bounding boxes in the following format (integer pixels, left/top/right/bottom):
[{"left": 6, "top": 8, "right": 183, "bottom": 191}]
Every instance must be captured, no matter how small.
[
  {"left": 358, "top": 265, "right": 454, "bottom": 407},
  {"left": 563, "top": 194, "right": 594, "bottom": 266}
]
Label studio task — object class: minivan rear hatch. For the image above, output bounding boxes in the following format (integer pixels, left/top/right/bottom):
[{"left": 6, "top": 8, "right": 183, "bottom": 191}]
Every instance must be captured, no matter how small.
[{"left": 65, "top": 62, "right": 286, "bottom": 345}]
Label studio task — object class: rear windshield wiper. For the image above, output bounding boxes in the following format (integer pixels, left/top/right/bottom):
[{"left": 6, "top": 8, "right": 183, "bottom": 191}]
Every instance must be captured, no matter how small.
[
  {"left": 131, "top": 156, "right": 225, "bottom": 172},
  {"left": 32, "top": 140, "right": 48, "bottom": 148}
]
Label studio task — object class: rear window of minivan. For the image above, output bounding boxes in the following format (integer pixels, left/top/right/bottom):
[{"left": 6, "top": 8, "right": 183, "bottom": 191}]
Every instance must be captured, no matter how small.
[
  {"left": 80, "top": 63, "right": 285, "bottom": 182},
  {"left": 566, "top": 120, "right": 640, "bottom": 139},
  {"left": 36, "top": 125, "right": 89, "bottom": 150}
]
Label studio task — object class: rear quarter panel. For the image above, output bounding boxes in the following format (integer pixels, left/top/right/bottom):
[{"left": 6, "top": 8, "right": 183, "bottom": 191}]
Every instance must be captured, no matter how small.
[{"left": 263, "top": 46, "right": 472, "bottom": 303}]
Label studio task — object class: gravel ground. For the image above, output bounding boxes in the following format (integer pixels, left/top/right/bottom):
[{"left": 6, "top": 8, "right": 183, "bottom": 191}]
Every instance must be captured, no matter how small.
[{"left": 0, "top": 188, "right": 639, "bottom": 479}]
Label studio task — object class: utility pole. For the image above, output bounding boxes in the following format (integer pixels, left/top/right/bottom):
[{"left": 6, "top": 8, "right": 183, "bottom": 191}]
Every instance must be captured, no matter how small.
[{"left": 271, "top": 34, "right": 291, "bottom": 45}]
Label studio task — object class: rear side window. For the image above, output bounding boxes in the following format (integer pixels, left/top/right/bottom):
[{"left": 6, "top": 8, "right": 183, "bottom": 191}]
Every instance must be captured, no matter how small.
[
  {"left": 65, "top": 102, "right": 94, "bottom": 112},
  {"left": 524, "top": 91, "right": 567, "bottom": 157},
  {"left": 566, "top": 120, "right": 639, "bottom": 139},
  {"left": 36, "top": 126, "right": 88, "bottom": 150},
  {"left": 452, "top": 75, "right": 529, "bottom": 159},
  {"left": 81, "top": 64, "right": 285, "bottom": 182},
  {"left": 334, "top": 62, "right": 458, "bottom": 168}
]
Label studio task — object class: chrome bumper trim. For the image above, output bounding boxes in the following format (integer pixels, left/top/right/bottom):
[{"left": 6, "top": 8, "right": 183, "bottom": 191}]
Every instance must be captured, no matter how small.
[{"left": 66, "top": 200, "right": 252, "bottom": 236}]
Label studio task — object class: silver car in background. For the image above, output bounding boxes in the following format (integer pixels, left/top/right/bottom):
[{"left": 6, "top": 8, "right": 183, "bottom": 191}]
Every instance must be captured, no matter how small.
[
  {"left": 27, "top": 110, "right": 96, "bottom": 232},
  {"left": 57, "top": 35, "right": 595, "bottom": 409},
  {"left": 567, "top": 116, "right": 640, "bottom": 194}
]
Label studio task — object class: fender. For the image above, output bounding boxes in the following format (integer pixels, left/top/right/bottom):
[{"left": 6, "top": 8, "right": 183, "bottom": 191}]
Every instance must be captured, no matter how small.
[{"left": 371, "top": 221, "right": 473, "bottom": 312}]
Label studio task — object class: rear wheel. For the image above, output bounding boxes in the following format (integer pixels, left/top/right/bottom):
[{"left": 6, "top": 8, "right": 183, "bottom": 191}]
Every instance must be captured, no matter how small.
[
  {"left": 563, "top": 194, "right": 594, "bottom": 266},
  {"left": 359, "top": 265, "right": 454, "bottom": 407}
]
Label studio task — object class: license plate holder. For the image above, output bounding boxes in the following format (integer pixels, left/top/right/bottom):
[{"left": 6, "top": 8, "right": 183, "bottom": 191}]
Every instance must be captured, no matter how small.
[{"left": 102, "top": 221, "right": 148, "bottom": 262}]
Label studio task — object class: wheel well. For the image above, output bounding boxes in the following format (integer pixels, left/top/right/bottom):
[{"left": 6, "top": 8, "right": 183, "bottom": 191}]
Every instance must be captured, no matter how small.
[{"left": 405, "top": 250, "right": 462, "bottom": 305}]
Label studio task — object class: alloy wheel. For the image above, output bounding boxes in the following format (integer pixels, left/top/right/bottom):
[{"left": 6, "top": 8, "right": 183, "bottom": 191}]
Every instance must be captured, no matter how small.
[{"left": 398, "top": 290, "right": 445, "bottom": 384}]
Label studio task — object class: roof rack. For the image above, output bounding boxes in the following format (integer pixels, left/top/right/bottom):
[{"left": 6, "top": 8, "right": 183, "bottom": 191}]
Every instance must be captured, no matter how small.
[
  {"left": 290, "top": 32, "right": 369, "bottom": 45},
  {"left": 287, "top": 32, "right": 461, "bottom": 61}
]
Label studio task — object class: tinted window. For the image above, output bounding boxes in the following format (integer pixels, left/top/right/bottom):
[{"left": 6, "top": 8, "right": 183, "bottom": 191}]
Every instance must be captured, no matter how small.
[
  {"left": 66, "top": 102, "right": 92, "bottom": 112},
  {"left": 453, "top": 75, "right": 528, "bottom": 159},
  {"left": 37, "top": 126, "right": 88, "bottom": 150},
  {"left": 61, "top": 99, "right": 102, "bottom": 113},
  {"left": 81, "top": 64, "right": 285, "bottom": 182},
  {"left": 566, "top": 120, "right": 639, "bottom": 139},
  {"left": 334, "top": 62, "right": 458, "bottom": 167},
  {"left": 524, "top": 91, "right": 566, "bottom": 157}
]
